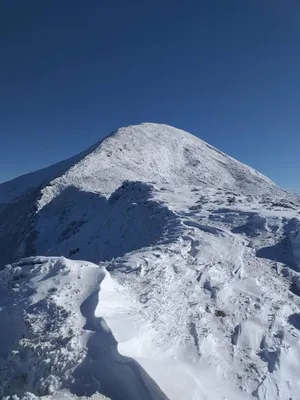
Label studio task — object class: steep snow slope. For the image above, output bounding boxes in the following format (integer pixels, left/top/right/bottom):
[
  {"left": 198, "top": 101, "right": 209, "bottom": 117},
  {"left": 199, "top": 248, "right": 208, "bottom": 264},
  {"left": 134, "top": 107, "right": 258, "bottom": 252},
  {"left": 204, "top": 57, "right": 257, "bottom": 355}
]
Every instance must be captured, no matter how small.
[
  {"left": 28, "top": 123, "right": 293, "bottom": 211},
  {"left": 0, "top": 257, "right": 166, "bottom": 400},
  {"left": 0, "top": 139, "right": 104, "bottom": 205},
  {"left": 1, "top": 123, "right": 280, "bottom": 206},
  {"left": 0, "top": 123, "right": 296, "bottom": 269},
  {"left": 1, "top": 123, "right": 300, "bottom": 400}
]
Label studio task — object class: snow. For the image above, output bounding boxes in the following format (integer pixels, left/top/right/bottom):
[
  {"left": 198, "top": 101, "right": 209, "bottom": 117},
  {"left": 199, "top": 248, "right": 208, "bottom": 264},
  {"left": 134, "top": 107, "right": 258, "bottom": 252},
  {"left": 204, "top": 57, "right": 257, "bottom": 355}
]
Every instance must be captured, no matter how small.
[
  {"left": 0, "top": 257, "right": 166, "bottom": 400},
  {"left": 33, "top": 123, "right": 296, "bottom": 212},
  {"left": 290, "top": 221, "right": 300, "bottom": 269},
  {"left": 0, "top": 257, "right": 103, "bottom": 397},
  {"left": 1, "top": 123, "right": 300, "bottom": 399}
]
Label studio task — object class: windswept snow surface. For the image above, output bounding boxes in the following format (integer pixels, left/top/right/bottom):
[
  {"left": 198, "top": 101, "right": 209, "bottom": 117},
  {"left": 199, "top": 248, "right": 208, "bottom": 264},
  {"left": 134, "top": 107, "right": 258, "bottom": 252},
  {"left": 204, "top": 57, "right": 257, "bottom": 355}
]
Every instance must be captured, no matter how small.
[
  {"left": 0, "top": 257, "right": 167, "bottom": 400},
  {"left": 1, "top": 123, "right": 300, "bottom": 400},
  {"left": 0, "top": 123, "right": 295, "bottom": 269}
]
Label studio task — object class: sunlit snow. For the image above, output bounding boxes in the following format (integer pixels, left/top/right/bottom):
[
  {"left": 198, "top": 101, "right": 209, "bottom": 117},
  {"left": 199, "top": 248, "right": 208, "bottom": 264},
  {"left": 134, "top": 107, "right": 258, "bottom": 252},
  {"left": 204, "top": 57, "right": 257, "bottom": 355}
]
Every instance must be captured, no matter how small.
[{"left": 1, "top": 123, "right": 300, "bottom": 400}]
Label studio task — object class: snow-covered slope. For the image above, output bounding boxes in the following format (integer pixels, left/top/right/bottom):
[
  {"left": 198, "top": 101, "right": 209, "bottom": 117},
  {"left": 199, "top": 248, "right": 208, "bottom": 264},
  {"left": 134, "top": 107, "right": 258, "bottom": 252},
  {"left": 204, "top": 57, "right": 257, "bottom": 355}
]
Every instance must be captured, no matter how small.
[
  {"left": 1, "top": 123, "right": 300, "bottom": 400},
  {"left": 34, "top": 123, "right": 285, "bottom": 209},
  {"left": 0, "top": 123, "right": 290, "bottom": 206},
  {"left": 0, "top": 123, "right": 295, "bottom": 269},
  {"left": 0, "top": 257, "right": 166, "bottom": 400}
]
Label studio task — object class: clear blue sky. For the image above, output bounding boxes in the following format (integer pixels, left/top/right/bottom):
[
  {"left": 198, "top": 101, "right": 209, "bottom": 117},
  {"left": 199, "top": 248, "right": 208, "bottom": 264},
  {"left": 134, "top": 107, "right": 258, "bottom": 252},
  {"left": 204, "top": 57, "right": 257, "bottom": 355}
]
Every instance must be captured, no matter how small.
[{"left": 1, "top": 1, "right": 300, "bottom": 191}]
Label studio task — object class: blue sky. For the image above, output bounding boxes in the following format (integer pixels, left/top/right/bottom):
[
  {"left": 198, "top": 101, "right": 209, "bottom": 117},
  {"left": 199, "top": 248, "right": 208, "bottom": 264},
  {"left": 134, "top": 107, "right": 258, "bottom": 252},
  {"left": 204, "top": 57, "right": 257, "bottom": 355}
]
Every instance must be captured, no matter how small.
[{"left": 1, "top": 1, "right": 300, "bottom": 191}]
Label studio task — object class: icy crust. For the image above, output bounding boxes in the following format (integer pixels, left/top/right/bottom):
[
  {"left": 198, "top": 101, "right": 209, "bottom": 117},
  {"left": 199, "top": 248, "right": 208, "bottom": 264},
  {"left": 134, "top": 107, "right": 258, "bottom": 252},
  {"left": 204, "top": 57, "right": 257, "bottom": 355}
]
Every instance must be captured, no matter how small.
[
  {"left": 0, "top": 257, "right": 168, "bottom": 400},
  {"left": 0, "top": 257, "right": 104, "bottom": 398},
  {"left": 104, "top": 186, "right": 300, "bottom": 400}
]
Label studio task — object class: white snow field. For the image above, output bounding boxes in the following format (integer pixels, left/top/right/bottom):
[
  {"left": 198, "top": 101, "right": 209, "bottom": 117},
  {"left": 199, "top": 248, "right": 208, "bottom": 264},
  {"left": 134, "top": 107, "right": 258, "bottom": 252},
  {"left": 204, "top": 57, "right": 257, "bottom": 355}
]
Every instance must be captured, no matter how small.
[{"left": 1, "top": 123, "right": 300, "bottom": 400}]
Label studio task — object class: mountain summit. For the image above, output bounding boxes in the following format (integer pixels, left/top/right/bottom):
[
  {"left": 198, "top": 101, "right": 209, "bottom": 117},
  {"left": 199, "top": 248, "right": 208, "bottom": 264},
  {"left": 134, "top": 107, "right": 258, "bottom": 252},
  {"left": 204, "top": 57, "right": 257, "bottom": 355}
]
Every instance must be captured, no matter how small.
[
  {"left": 0, "top": 123, "right": 289, "bottom": 207},
  {"left": 0, "top": 123, "right": 292, "bottom": 268},
  {"left": 1, "top": 123, "right": 300, "bottom": 400}
]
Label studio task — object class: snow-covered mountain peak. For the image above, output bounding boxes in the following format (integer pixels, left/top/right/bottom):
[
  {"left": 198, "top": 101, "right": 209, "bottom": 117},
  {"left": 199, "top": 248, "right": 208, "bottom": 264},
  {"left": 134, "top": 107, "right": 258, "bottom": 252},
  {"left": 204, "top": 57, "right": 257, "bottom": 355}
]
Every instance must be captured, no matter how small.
[
  {"left": 29, "top": 122, "right": 288, "bottom": 211},
  {"left": 0, "top": 123, "right": 288, "bottom": 208},
  {"left": 1, "top": 123, "right": 300, "bottom": 400}
]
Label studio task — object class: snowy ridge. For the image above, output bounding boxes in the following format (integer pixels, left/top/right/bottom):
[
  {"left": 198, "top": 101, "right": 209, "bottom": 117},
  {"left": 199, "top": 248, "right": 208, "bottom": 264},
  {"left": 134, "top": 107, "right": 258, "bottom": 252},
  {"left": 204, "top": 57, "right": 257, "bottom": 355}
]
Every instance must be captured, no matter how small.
[
  {"left": 0, "top": 257, "right": 166, "bottom": 400},
  {"left": 0, "top": 123, "right": 296, "bottom": 268},
  {"left": 1, "top": 123, "right": 300, "bottom": 400},
  {"left": 0, "top": 139, "right": 104, "bottom": 205}
]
